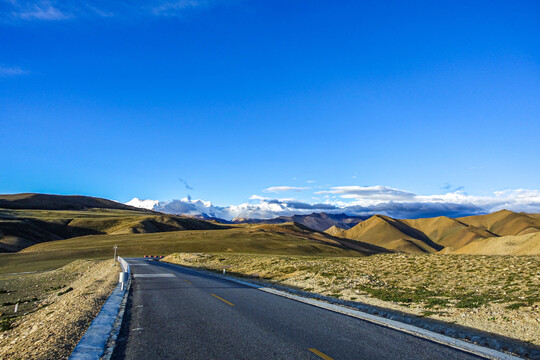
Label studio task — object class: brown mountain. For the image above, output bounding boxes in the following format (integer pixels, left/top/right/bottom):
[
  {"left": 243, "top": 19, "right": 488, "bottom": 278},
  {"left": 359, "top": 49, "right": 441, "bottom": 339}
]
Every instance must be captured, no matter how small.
[
  {"left": 231, "top": 212, "right": 368, "bottom": 232},
  {"left": 326, "top": 210, "right": 540, "bottom": 254},
  {"left": 325, "top": 225, "right": 347, "bottom": 238},
  {"left": 338, "top": 215, "right": 443, "bottom": 253},
  {"left": 402, "top": 216, "right": 496, "bottom": 250}
]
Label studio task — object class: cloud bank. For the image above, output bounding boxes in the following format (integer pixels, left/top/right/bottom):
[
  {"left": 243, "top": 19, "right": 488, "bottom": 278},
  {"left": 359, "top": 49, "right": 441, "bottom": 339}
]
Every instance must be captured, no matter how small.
[{"left": 126, "top": 185, "right": 540, "bottom": 221}]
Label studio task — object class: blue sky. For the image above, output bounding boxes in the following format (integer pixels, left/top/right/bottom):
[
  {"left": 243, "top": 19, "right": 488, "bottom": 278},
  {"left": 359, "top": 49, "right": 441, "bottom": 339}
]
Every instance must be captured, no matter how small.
[{"left": 1, "top": 1, "right": 539, "bottom": 218}]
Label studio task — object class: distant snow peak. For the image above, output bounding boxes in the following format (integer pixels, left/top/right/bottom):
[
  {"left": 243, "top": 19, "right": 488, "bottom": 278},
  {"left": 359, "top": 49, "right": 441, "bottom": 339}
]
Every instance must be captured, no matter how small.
[{"left": 126, "top": 197, "right": 159, "bottom": 210}]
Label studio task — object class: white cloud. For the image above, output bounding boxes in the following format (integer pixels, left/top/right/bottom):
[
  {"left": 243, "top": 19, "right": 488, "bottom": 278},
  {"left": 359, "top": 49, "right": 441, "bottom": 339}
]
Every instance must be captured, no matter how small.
[
  {"left": 249, "top": 194, "right": 269, "bottom": 201},
  {"left": 415, "top": 189, "right": 540, "bottom": 214},
  {"left": 263, "top": 186, "right": 310, "bottom": 193},
  {"left": 152, "top": 0, "right": 208, "bottom": 16},
  {"left": 0, "top": 66, "right": 30, "bottom": 77},
  {"left": 306, "top": 180, "right": 316, "bottom": 183},
  {"left": 316, "top": 185, "right": 415, "bottom": 201},
  {"left": 16, "top": 4, "right": 70, "bottom": 20},
  {"left": 3, "top": 0, "right": 216, "bottom": 22}
]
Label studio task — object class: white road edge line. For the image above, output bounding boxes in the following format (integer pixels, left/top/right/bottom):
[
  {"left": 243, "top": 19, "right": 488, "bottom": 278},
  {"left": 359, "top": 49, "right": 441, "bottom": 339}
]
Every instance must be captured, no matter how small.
[{"left": 164, "top": 263, "right": 522, "bottom": 360}]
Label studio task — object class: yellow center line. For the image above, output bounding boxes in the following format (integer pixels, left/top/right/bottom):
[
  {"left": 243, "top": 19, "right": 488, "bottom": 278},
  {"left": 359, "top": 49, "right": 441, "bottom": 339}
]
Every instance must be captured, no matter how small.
[
  {"left": 183, "top": 279, "right": 192, "bottom": 285},
  {"left": 308, "top": 348, "right": 334, "bottom": 360},
  {"left": 211, "top": 293, "right": 235, "bottom": 306}
]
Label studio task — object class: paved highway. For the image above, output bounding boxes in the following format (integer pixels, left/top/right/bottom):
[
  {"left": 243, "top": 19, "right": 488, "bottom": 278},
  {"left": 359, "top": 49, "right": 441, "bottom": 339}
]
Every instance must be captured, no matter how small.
[{"left": 111, "top": 258, "right": 487, "bottom": 360}]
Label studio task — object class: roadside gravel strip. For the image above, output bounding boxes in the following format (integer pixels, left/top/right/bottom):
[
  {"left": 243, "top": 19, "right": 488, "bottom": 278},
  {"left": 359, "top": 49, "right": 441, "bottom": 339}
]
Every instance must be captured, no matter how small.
[
  {"left": 162, "top": 261, "right": 539, "bottom": 360},
  {"left": 0, "top": 260, "right": 118, "bottom": 360},
  {"left": 69, "top": 257, "right": 130, "bottom": 360}
]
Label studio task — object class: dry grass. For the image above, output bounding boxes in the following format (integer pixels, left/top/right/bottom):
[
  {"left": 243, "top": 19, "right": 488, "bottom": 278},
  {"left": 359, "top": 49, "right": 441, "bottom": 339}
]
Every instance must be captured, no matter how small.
[
  {"left": 0, "top": 224, "right": 367, "bottom": 275},
  {"left": 0, "top": 260, "right": 118, "bottom": 359},
  {"left": 164, "top": 252, "right": 540, "bottom": 345}
]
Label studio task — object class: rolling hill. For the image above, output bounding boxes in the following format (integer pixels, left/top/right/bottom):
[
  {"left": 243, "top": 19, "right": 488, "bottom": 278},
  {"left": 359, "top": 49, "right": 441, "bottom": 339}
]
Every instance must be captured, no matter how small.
[
  {"left": 0, "top": 209, "right": 225, "bottom": 252},
  {"left": 0, "top": 221, "right": 391, "bottom": 274},
  {"left": 0, "top": 194, "right": 226, "bottom": 252}
]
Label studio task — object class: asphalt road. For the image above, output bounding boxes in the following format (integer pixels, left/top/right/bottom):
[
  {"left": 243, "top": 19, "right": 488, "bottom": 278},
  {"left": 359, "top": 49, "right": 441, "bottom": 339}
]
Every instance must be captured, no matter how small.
[{"left": 111, "top": 258, "right": 486, "bottom": 360}]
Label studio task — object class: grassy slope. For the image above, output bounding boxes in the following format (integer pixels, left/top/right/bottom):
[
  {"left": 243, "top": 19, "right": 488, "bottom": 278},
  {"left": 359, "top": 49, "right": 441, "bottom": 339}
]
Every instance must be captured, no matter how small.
[
  {"left": 0, "top": 223, "right": 376, "bottom": 275},
  {"left": 0, "top": 208, "right": 224, "bottom": 252},
  {"left": 451, "top": 232, "right": 540, "bottom": 255}
]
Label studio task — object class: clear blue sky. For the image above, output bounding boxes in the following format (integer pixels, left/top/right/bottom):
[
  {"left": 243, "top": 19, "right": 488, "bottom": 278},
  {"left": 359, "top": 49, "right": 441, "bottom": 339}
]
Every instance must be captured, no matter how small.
[{"left": 1, "top": 0, "right": 539, "bottom": 210}]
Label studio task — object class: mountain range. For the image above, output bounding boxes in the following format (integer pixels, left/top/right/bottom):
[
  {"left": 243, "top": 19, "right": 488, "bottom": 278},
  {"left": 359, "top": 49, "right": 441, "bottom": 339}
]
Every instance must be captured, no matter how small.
[
  {"left": 224, "top": 212, "right": 369, "bottom": 231},
  {"left": 1, "top": 193, "right": 539, "bottom": 255},
  {"left": 126, "top": 195, "right": 540, "bottom": 255}
]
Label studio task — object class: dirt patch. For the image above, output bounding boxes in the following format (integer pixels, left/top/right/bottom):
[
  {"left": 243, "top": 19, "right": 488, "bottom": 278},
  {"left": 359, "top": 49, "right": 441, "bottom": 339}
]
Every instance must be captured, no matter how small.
[
  {"left": 0, "top": 260, "right": 118, "bottom": 359},
  {"left": 164, "top": 252, "right": 540, "bottom": 345}
]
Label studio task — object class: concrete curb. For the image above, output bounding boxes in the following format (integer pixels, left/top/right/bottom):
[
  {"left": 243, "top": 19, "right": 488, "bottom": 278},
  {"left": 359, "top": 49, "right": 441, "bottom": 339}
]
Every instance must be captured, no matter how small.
[
  {"left": 161, "top": 262, "right": 539, "bottom": 360},
  {"left": 69, "top": 257, "right": 131, "bottom": 360}
]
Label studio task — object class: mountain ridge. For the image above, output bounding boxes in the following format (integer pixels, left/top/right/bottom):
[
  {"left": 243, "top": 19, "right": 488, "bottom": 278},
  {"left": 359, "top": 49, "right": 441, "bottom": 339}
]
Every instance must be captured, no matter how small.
[
  {"left": 0, "top": 193, "right": 152, "bottom": 212},
  {"left": 230, "top": 212, "right": 369, "bottom": 232}
]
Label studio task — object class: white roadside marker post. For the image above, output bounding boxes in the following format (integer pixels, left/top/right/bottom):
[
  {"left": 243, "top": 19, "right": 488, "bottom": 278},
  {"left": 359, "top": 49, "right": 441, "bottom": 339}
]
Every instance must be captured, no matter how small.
[
  {"left": 119, "top": 272, "right": 127, "bottom": 290},
  {"left": 223, "top": 269, "right": 226, "bottom": 275},
  {"left": 14, "top": 303, "right": 18, "bottom": 313},
  {"left": 113, "top": 244, "right": 118, "bottom": 266}
]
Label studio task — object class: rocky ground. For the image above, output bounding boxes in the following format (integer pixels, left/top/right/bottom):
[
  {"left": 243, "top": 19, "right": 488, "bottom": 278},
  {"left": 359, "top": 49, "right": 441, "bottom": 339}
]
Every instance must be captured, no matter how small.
[
  {"left": 0, "top": 260, "right": 118, "bottom": 359},
  {"left": 164, "top": 252, "right": 540, "bottom": 345}
]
